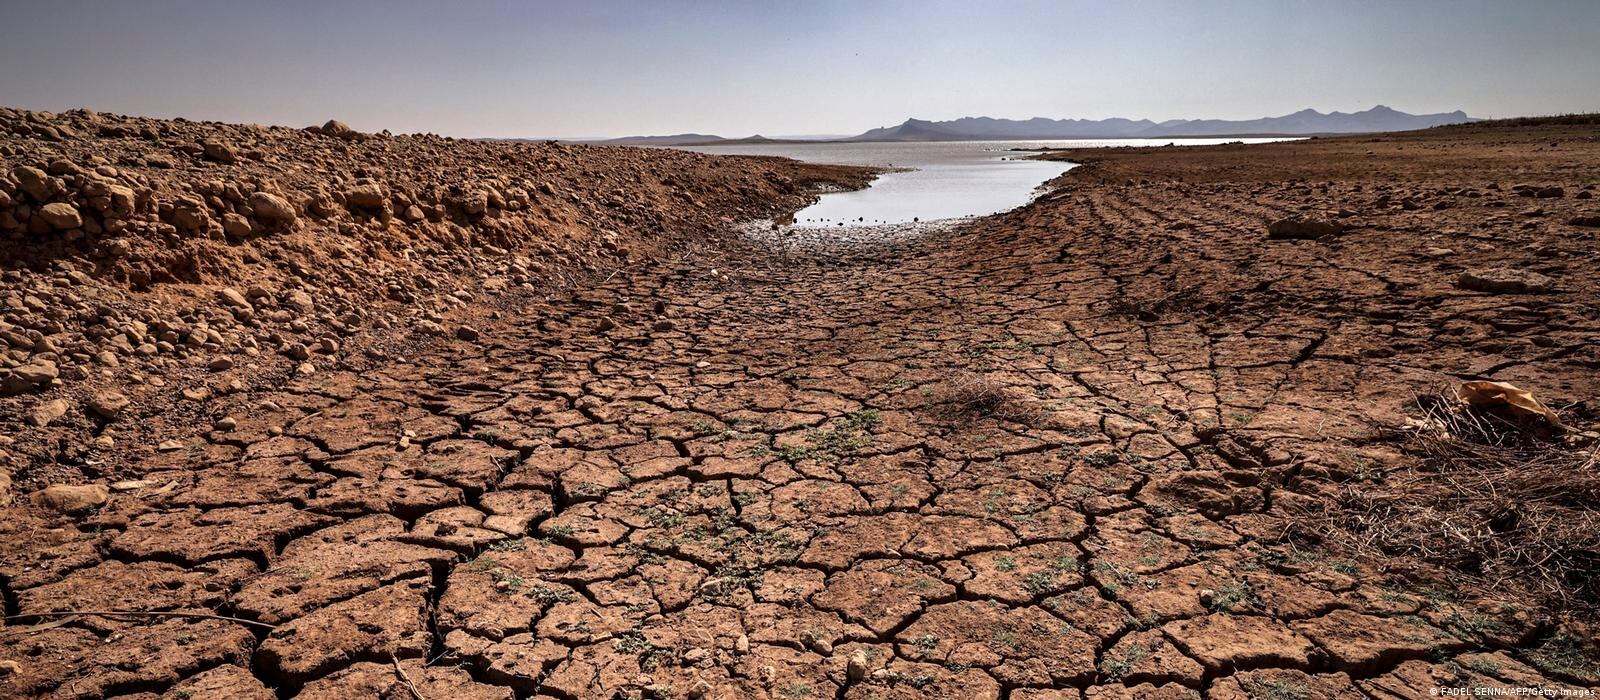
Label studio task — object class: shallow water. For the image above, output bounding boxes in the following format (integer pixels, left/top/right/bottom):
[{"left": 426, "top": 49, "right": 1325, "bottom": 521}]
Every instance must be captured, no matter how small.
[{"left": 683, "top": 138, "right": 1293, "bottom": 226}]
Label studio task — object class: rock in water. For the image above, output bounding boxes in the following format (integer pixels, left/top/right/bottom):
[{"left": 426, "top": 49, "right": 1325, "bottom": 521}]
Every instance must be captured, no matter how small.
[
  {"left": 1267, "top": 216, "right": 1344, "bottom": 240},
  {"left": 1457, "top": 267, "right": 1557, "bottom": 294}
]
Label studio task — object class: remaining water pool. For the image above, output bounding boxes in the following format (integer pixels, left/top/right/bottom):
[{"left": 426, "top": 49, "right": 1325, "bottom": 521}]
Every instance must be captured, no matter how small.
[{"left": 681, "top": 138, "right": 1293, "bottom": 227}]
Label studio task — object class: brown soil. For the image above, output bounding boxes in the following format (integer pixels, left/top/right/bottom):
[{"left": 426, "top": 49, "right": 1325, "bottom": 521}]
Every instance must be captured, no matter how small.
[{"left": 4, "top": 111, "right": 1600, "bottom": 698}]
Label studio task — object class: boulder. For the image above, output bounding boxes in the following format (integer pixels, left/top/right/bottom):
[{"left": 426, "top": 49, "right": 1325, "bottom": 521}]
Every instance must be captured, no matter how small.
[
  {"left": 1267, "top": 216, "right": 1344, "bottom": 240},
  {"left": 218, "top": 287, "right": 253, "bottom": 309},
  {"left": 31, "top": 483, "right": 109, "bottom": 514},
  {"left": 39, "top": 202, "right": 83, "bottom": 230},
  {"left": 28, "top": 398, "right": 70, "bottom": 427},
  {"left": 202, "top": 140, "right": 238, "bottom": 164},
  {"left": 11, "top": 165, "right": 52, "bottom": 201},
  {"left": 87, "top": 391, "right": 131, "bottom": 420},
  {"left": 321, "top": 119, "right": 360, "bottom": 140},
  {"left": 344, "top": 184, "right": 387, "bottom": 209},
  {"left": 1457, "top": 267, "right": 1557, "bottom": 294},
  {"left": 249, "top": 191, "right": 297, "bottom": 223}
]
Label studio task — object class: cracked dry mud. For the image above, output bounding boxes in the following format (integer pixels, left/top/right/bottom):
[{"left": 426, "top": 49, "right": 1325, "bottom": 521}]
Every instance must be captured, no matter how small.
[{"left": 5, "top": 124, "right": 1600, "bottom": 699}]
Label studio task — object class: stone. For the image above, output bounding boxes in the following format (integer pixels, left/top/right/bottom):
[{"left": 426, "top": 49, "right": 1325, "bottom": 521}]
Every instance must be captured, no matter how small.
[
  {"left": 87, "top": 391, "right": 131, "bottom": 419},
  {"left": 31, "top": 483, "right": 109, "bottom": 513},
  {"left": 202, "top": 140, "right": 237, "bottom": 163},
  {"left": 1457, "top": 267, "right": 1556, "bottom": 294},
  {"left": 218, "top": 287, "right": 252, "bottom": 309},
  {"left": 28, "top": 398, "right": 70, "bottom": 427},
  {"left": 222, "top": 212, "right": 253, "bottom": 238},
  {"left": 12, "top": 165, "right": 54, "bottom": 200},
  {"left": 1266, "top": 216, "right": 1343, "bottom": 240},
  {"left": 11, "top": 360, "right": 58, "bottom": 387},
  {"left": 345, "top": 183, "right": 387, "bottom": 209},
  {"left": 38, "top": 202, "right": 83, "bottom": 230},
  {"left": 321, "top": 119, "right": 359, "bottom": 139},
  {"left": 249, "top": 191, "right": 297, "bottom": 223},
  {"left": 457, "top": 325, "right": 481, "bottom": 341}
]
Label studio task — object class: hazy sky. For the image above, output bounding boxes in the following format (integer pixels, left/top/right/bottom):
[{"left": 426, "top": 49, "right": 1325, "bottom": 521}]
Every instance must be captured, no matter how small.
[{"left": 1, "top": 0, "right": 1597, "bottom": 138}]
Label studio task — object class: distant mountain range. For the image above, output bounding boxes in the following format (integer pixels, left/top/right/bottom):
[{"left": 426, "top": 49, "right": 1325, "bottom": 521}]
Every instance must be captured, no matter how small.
[
  {"left": 589, "top": 106, "right": 1475, "bottom": 145},
  {"left": 592, "top": 134, "right": 792, "bottom": 146}
]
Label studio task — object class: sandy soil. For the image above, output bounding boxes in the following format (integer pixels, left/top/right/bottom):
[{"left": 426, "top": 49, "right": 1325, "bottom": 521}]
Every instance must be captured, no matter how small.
[{"left": 3, "top": 117, "right": 1599, "bottom": 698}]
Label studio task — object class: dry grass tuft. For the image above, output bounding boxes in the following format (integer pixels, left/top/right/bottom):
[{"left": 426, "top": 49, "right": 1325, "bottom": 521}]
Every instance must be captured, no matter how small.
[
  {"left": 1303, "top": 391, "right": 1600, "bottom": 613},
  {"left": 928, "top": 372, "right": 1041, "bottom": 424}
]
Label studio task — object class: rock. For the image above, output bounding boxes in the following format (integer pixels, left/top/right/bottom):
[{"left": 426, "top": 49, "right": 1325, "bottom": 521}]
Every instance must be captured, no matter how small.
[
  {"left": 1267, "top": 216, "right": 1344, "bottom": 240},
  {"left": 249, "top": 191, "right": 297, "bottom": 223},
  {"left": 345, "top": 183, "right": 387, "bottom": 209},
  {"left": 321, "top": 119, "right": 360, "bottom": 140},
  {"left": 202, "top": 140, "right": 238, "bottom": 164},
  {"left": 222, "top": 212, "right": 253, "bottom": 239},
  {"left": 847, "top": 650, "right": 870, "bottom": 681},
  {"left": 652, "top": 319, "right": 675, "bottom": 332},
  {"left": 456, "top": 325, "right": 480, "bottom": 342},
  {"left": 1457, "top": 267, "right": 1556, "bottom": 294},
  {"left": 28, "top": 398, "right": 70, "bottom": 427},
  {"left": 1535, "top": 186, "right": 1564, "bottom": 199},
  {"left": 283, "top": 343, "right": 311, "bottom": 361},
  {"left": 87, "top": 391, "right": 131, "bottom": 420},
  {"left": 31, "top": 483, "right": 110, "bottom": 514},
  {"left": 218, "top": 287, "right": 252, "bottom": 309},
  {"left": 208, "top": 357, "right": 235, "bottom": 371},
  {"left": 11, "top": 359, "right": 59, "bottom": 387},
  {"left": 286, "top": 289, "right": 315, "bottom": 312},
  {"left": 215, "top": 416, "right": 238, "bottom": 431},
  {"left": 38, "top": 202, "right": 83, "bottom": 230},
  {"left": 12, "top": 165, "right": 53, "bottom": 200},
  {"left": 596, "top": 317, "right": 616, "bottom": 332},
  {"left": 1569, "top": 215, "right": 1600, "bottom": 227}
]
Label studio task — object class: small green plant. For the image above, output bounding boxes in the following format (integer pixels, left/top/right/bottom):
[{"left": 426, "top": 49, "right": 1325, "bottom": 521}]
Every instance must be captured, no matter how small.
[
  {"left": 1528, "top": 632, "right": 1600, "bottom": 682},
  {"left": 773, "top": 410, "right": 881, "bottom": 463},
  {"left": 1207, "top": 578, "right": 1260, "bottom": 612},
  {"left": 1099, "top": 642, "right": 1149, "bottom": 681},
  {"left": 1024, "top": 571, "right": 1059, "bottom": 594},
  {"left": 1241, "top": 678, "right": 1311, "bottom": 700}
]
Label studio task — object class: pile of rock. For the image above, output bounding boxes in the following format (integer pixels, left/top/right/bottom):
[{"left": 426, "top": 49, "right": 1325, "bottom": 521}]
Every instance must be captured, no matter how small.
[{"left": 0, "top": 104, "right": 868, "bottom": 431}]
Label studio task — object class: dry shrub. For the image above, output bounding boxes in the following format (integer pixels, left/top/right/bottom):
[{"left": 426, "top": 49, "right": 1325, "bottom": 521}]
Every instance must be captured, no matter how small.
[
  {"left": 929, "top": 372, "right": 1040, "bottom": 424},
  {"left": 1306, "top": 392, "right": 1600, "bottom": 612}
]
